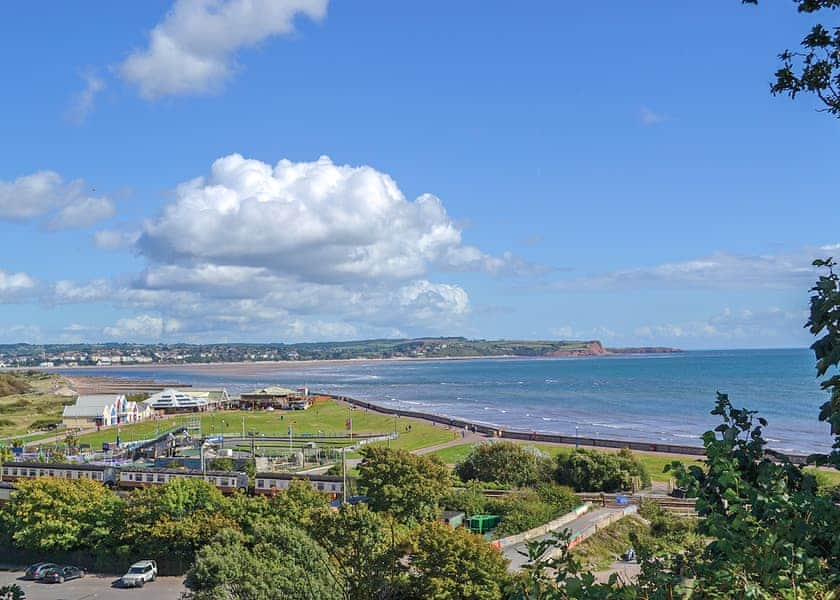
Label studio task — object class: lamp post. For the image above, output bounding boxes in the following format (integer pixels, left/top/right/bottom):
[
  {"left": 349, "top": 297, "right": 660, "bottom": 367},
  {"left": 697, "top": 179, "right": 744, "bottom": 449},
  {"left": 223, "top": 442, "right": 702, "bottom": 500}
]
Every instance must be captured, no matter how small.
[{"left": 575, "top": 424, "right": 579, "bottom": 448}]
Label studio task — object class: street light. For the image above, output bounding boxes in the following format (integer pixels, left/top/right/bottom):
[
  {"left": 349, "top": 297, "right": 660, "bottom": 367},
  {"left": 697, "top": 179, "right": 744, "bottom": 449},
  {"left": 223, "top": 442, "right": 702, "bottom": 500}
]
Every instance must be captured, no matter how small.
[{"left": 575, "top": 424, "right": 579, "bottom": 448}]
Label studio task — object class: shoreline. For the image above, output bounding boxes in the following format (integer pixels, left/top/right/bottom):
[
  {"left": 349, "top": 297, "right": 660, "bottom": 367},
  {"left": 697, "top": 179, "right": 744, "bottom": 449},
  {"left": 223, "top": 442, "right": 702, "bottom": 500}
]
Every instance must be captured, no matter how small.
[
  {"left": 329, "top": 394, "right": 813, "bottom": 464},
  {"left": 16, "top": 350, "right": 688, "bottom": 375}
]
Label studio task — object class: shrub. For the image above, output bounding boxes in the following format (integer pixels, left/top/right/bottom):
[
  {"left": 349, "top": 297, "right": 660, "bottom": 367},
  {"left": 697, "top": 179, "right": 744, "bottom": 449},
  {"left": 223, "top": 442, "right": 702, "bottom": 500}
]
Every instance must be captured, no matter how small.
[
  {"left": 555, "top": 448, "right": 651, "bottom": 492},
  {"left": 488, "top": 490, "right": 557, "bottom": 538},
  {"left": 486, "top": 484, "right": 576, "bottom": 538},
  {"left": 454, "top": 441, "right": 550, "bottom": 487}
]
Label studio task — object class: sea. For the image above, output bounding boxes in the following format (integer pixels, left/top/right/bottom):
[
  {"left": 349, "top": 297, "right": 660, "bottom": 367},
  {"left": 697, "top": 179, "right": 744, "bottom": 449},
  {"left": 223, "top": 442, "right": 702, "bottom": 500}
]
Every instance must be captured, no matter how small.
[{"left": 57, "top": 348, "right": 835, "bottom": 454}]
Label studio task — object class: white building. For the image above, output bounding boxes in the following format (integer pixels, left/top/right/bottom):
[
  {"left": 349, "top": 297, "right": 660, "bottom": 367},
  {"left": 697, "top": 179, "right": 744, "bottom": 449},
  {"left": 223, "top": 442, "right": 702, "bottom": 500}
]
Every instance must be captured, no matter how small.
[
  {"left": 143, "top": 388, "right": 208, "bottom": 413},
  {"left": 62, "top": 394, "right": 143, "bottom": 429}
]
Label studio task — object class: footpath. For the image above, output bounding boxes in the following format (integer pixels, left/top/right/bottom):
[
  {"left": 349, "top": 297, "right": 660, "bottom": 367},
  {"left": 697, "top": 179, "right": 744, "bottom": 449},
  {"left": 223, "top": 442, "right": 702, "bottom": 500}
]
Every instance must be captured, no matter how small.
[{"left": 501, "top": 505, "right": 638, "bottom": 572}]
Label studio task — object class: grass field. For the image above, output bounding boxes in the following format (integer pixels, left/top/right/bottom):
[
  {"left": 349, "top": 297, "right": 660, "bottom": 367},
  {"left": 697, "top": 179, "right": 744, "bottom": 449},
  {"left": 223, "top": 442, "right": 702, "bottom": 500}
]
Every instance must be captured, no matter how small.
[
  {"left": 75, "top": 398, "right": 454, "bottom": 451},
  {"left": 0, "top": 372, "right": 73, "bottom": 438},
  {"left": 430, "top": 441, "right": 702, "bottom": 483}
]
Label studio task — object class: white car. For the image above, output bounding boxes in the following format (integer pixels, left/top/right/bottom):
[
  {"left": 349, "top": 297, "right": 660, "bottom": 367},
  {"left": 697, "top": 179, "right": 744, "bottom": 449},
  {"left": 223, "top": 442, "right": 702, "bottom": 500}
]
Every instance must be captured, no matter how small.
[{"left": 120, "top": 560, "right": 157, "bottom": 588}]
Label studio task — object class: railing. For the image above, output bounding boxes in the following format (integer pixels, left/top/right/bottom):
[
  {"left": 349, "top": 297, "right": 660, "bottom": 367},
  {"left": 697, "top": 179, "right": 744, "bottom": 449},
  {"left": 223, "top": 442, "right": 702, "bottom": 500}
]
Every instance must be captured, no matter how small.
[{"left": 328, "top": 394, "right": 810, "bottom": 464}]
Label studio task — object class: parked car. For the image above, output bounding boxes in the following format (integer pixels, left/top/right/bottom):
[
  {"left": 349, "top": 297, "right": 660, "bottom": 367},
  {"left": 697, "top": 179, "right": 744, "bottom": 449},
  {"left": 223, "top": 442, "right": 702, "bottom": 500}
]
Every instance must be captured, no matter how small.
[
  {"left": 22, "top": 563, "right": 58, "bottom": 580},
  {"left": 120, "top": 560, "right": 157, "bottom": 588},
  {"left": 42, "top": 565, "right": 85, "bottom": 584}
]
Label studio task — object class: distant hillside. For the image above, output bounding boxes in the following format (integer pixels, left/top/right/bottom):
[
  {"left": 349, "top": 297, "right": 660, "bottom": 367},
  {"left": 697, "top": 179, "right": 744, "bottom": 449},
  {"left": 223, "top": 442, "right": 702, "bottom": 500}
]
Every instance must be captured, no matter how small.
[{"left": 0, "top": 338, "right": 682, "bottom": 366}]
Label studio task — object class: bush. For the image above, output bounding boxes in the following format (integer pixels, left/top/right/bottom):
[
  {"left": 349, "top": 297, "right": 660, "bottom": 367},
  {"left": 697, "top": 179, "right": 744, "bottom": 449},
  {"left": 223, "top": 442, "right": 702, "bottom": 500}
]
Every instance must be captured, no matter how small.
[
  {"left": 29, "top": 417, "right": 61, "bottom": 430},
  {"left": 555, "top": 448, "right": 651, "bottom": 492},
  {"left": 486, "top": 484, "right": 577, "bottom": 538},
  {"left": 0, "top": 374, "right": 29, "bottom": 397},
  {"left": 488, "top": 490, "right": 558, "bottom": 538},
  {"left": 454, "top": 441, "right": 551, "bottom": 487},
  {"left": 440, "top": 480, "right": 486, "bottom": 517}
]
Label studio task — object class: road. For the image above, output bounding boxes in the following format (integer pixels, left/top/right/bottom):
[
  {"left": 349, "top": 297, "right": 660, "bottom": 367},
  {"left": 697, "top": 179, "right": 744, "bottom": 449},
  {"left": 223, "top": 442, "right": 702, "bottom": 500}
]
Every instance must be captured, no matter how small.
[
  {"left": 0, "top": 570, "right": 188, "bottom": 600},
  {"left": 502, "top": 507, "right": 621, "bottom": 571}
]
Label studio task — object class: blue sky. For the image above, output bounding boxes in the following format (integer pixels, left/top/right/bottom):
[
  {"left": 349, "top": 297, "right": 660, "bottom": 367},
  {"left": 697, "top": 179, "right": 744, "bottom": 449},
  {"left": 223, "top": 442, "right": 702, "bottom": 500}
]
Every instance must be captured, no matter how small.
[{"left": 0, "top": 0, "right": 837, "bottom": 348}]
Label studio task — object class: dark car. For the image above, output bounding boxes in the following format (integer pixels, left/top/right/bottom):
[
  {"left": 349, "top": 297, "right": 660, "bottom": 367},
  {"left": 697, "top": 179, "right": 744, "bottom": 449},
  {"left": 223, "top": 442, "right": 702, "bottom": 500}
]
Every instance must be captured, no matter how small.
[
  {"left": 42, "top": 565, "right": 85, "bottom": 584},
  {"left": 22, "top": 563, "right": 58, "bottom": 580}
]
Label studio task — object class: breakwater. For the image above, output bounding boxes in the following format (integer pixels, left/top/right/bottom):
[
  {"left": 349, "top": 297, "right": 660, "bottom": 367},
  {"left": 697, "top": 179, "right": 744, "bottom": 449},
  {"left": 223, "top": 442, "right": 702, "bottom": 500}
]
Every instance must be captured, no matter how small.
[{"left": 330, "top": 394, "right": 810, "bottom": 464}]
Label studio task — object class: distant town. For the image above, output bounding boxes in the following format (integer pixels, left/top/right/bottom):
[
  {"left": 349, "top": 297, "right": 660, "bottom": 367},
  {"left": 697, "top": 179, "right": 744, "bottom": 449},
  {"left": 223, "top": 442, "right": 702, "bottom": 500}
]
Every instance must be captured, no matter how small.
[{"left": 0, "top": 338, "right": 682, "bottom": 368}]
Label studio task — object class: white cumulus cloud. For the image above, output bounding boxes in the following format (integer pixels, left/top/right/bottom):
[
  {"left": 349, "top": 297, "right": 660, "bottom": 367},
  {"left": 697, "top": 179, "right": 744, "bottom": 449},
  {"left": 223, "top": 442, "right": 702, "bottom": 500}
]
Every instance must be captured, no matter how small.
[
  {"left": 139, "top": 153, "right": 511, "bottom": 282},
  {"left": 68, "top": 71, "right": 106, "bottom": 123},
  {"left": 0, "top": 170, "right": 114, "bottom": 229},
  {"left": 103, "top": 314, "right": 182, "bottom": 340},
  {"left": 120, "top": 0, "right": 328, "bottom": 99},
  {"left": 552, "top": 250, "right": 823, "bottom": 292},
  {"left": 48, "top": 197, "right": 115, "bottom": 230},
  {"left": 0, "top": 269, "right": 38, "bottom": 302},
  {"left": 93, "top": 229, "right": 142, "bottom": 251}
]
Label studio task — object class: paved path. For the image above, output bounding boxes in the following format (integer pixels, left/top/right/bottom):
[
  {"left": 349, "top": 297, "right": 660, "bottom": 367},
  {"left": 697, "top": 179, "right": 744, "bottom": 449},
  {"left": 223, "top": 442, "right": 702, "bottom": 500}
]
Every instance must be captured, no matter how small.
[
  {"left": 412, "top": 431, "right": 485, "bottom": 455},
  {"left": 0, "top": 570, "right": 188, "bottom": 599},
  {"left": 503, "top": 507, "right": 620, "bottom": 571},
  {"left": 594, "top": 560, "right": 641, "bottom": 585}
]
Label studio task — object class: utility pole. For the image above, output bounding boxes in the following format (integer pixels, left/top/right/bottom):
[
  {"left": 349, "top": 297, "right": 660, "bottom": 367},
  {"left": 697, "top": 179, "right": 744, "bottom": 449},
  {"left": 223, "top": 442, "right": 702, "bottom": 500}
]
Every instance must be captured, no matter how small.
[{"left": 342, "top": 446, "right": 347, "bottom": 505}]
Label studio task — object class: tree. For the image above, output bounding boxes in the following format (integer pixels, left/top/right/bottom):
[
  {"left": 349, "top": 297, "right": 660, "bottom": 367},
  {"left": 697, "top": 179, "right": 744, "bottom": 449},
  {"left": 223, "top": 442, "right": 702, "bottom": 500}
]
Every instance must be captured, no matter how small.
[
  {"left": 0, "top": 583, "right": 25, "bottom": 600},
  {"left": 408, "top": 521, "right": 511, "bottom": 600},
  {"left": 555, "top": 448, "right": 650, "bottom": 492},
  {"left": 665, "top": 392, "right": 840, "bottom": 596},
  {"left": 806, "top": 258, "right": 840, "bottom": 467},
  {"left": 743, "top": 0, "right": 840, "bottom": 116},
  {"left": 1, "top": 477, "right": 123, "bottom": 552},
  {"left": 357, "top": 446, "right": 451, "bottom": 525},
  {"left": 209, "top": 457, "right": 235, "bottom": 471},
  {"left": 186, "top": 523, "right": 341, "bottom": 600},
  {"left": 454, "top": 441, "right": 550, "bottom": 487},
  {"left": 310, "top": 503, "right": 408, "bottom": 600},
  {"left": 120, "top": 477, "right": 236, "bottom": 570},
  {"left": 441, "top": 479, "right": 487, "bottom": 517},
  {"left": 269, "top": 478, "right": 328, "bottom": 528}
]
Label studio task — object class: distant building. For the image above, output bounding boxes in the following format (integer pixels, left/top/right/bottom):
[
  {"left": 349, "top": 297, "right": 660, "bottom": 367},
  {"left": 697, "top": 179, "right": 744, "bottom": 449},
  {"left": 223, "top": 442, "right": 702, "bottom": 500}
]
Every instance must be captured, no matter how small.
[
  {"left": 143, "top": 388, "right": 207, "bottom": 413},
  {"left": 62, "top": 394, "right": 143, "bottom": 429},
  {"left": 239, "top": 386, "right": 310, "bottom": 410},
  {"left": 190, "top": 388, "right": 231, "bottom": 410}
]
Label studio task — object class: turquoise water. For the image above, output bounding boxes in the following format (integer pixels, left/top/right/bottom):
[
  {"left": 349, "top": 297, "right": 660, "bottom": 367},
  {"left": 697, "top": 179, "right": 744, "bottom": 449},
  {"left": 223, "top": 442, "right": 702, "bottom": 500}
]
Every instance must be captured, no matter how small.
[{"left": 58, "top": 349, "right": 835, "bottom": 453}]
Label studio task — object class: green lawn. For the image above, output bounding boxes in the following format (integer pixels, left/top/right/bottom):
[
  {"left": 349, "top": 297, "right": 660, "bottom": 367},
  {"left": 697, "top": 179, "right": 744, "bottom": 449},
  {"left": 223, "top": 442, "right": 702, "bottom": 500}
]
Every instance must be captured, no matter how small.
[
  {"left": 76, "top": 399, "right": 453, "bottom": 451},
  {"left": 808, "top": 466, "right": 840, "bottom": 489},
  {"left": 430, "top": 441, "right": 702, "bottom": 483}
]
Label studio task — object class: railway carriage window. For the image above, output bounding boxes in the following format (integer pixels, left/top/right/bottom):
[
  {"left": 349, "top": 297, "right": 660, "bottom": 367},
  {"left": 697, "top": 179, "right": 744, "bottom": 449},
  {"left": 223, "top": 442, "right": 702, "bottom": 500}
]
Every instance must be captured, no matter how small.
[
  {"left": 146, "top": 474, "right": 154, "bottom": 482},
  {"left": 157, "top": 474, "right": 164, "bottom": 482},
  {"left": 29, "top": 470, "right": 36, "bottom": 477},
  {"left": 256, "top": 479, "right": 264, "bottom": 488}
]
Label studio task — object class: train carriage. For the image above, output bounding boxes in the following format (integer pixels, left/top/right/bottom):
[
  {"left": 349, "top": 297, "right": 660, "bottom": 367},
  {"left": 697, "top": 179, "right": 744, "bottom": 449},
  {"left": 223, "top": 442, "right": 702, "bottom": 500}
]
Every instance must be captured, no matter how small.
[
  {"left": 1, "top": 461, "right": 115, "bottom": 485},
  {"left": 1, "top": 462, "right": 344, "bottom": 499},
  {"left": 118, "top": 467, "right": 248, "bottom": 493},
  {"left": 255, "top": 472, "right": 344, "bottom": 499}
]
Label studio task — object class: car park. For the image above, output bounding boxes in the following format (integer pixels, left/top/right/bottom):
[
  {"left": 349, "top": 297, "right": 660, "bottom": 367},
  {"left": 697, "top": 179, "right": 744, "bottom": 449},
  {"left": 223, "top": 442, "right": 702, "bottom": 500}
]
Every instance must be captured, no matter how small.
[
  {"left": 42, "top": 565, "right": 85, "bottom": 584},
  {"left": 119, "top": 560, "right": 157, "bottom": 588},
  {"left": 22, "top": 564, "right": 58, "bottom": 580}
]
